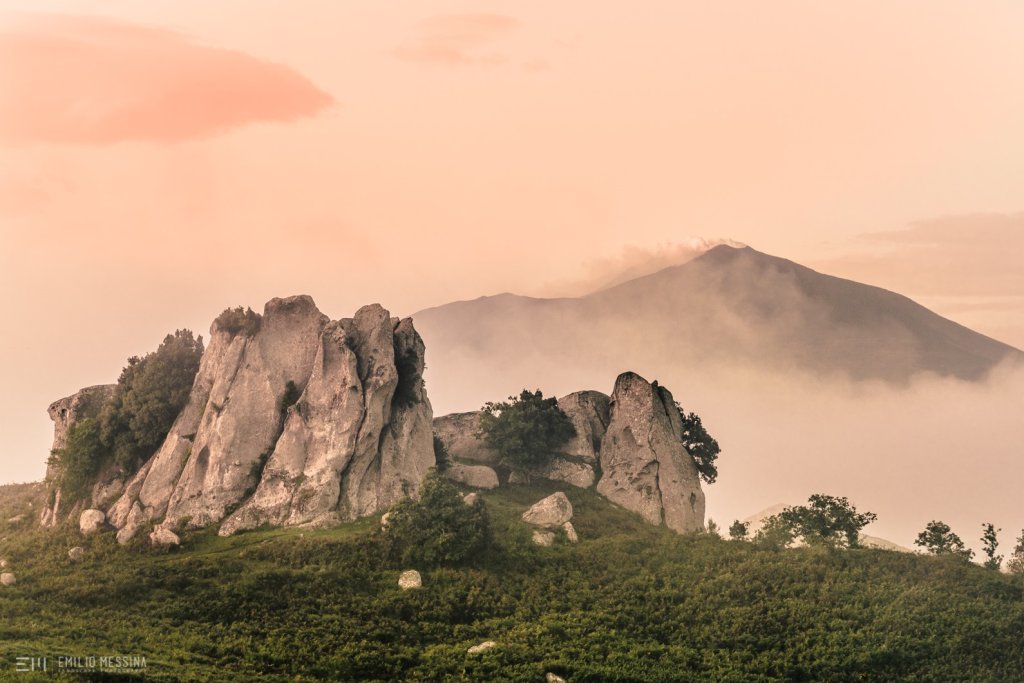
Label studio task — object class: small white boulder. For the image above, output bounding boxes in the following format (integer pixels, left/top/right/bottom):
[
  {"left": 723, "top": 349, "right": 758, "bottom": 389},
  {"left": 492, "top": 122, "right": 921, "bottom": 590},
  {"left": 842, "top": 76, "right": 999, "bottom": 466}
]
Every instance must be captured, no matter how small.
[
  {"left": 149, "top": 527, "right": 180, "bottom": 547},
  {"left": 463, "top": 492, "right": 479, "bottom": 506},
  {"left": 522, "top": 492, "right": 573, "bottom": 529},
  {"left": 68, "top": 547, "right": 86, "bottom": 561},
  {"left": 398, "top": 569, "right": 422, "bottom": 590},
  {"left": 0, "top": 558, "right": 7, "bottom": 569},
  {"left": 380, "top": 512, "right": 392, "bottom": 530},
  {"left": 467, "top": 641, "right": 496, "bottom": 654},
  {"left": 563, "top": 521, "right": 579, "bottom": 544},
  {"left": 0, "top": 572, "right": 16, "bottom": 586},
  {"left": 532, "top": 530, "right": 556, "bottom": 547},
  {"left": 546, "top": 674, "right": 567, "bottom": 683},
  {"left": 79, "top": 509, "right": 106, "bottom": 535}
]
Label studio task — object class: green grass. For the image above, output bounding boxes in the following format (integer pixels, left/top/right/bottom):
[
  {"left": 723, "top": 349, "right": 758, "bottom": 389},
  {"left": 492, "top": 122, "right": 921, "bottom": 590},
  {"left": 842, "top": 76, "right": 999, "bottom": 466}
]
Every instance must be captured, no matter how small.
[{"left": 1, "top": 483, "right": 1023, "bottom": 682}]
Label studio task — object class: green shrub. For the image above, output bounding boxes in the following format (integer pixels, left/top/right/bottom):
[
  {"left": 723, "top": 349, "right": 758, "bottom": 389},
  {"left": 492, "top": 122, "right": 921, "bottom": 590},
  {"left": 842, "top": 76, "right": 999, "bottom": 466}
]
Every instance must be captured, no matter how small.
[
  {"left": 477, "top": 389, "right": 576, "bottom": 470},
  {"left": 383, "top": 470, "right": 490, "bottom": 567},
  {"left": 100, "top": 329, "right": 204, "bottom": 474},
  {"left": 215, "top": 306, "right": 261, "bottom": 337},
  {"left": 48, "top": 418, "right": 104, "bottom": 502}
]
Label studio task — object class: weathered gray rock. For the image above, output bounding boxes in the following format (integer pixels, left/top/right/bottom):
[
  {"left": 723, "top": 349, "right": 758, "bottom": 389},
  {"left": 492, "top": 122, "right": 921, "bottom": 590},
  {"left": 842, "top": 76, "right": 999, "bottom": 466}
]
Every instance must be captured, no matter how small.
[
  {"left": 463, "top": 492, "right": 479, "bottom": 506},
  {"left": 7, "top": 514, "right": 25, "bottom": 524},
  {"left": 116, "top": 502, "right": 146, "bottom": 545},
  {"left": 166, "top": 296, "right": 328, "bottom": 531},
  {"left": 0, "top": 572, "right": 15, "bottom": 586},
  {"left": 529, "top": 457, "right": 596, "bottom": 488},
  {"left": 68, "top": 547, "right": 85, "bottom": 561},
  {"left": 546, "top": 674, "right": 567, "bottom": 683},
  {"left": 434, "top": 392, "right": 608, "bottom": 489},
  {"left": 532, "top": 530, "right": 556, "bottom": 546},
  {"left": 220, "top": 305, "right": 434, "bottom": 534},
  {"left": 443, "top": 463, "right": 499, "bottom": 489},
  {"left": 522, "top": 492, "right": 573, "bottom": 528},
  {"left": 557, "top": 391, "right": 611, "bottom": 463},
  {"left": 467, "top": 641, "right": 496, "bottom": 654},
  {"left": 398, "top": 569, "right": 422, "bottom": 590},
  {"left": 41, "top": 384, "right": 116, "bottom": 527},
  {"left": 596, "top": 372, "right": 705, "bottom": 533},
  {"left": 432, "top": 412, "right": 500, "bottom": 464},
  {"left": 0, "top": 559, "right": 6, "bottom": 569},
  {"left": 563, "top": 521, "right": 579, "bottom": 543},
  {"left": 78, "top": 509, "right": 105, "bottom": 535},
  {"left": 149, "top": 527, "right": 180, "bottom": 546},
  {"left": 98, "top": 298, "right": 435, "bottom": 541}
]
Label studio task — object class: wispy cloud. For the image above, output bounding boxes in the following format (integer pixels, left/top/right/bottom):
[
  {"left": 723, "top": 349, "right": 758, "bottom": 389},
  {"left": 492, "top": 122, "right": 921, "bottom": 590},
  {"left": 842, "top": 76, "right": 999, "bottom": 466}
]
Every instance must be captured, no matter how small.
[
  {"left": 0, "top": 13, "right": 335, "bottom": 145},
  {"left": 396, "top": 14, "right": 519, "bottom": 66}
]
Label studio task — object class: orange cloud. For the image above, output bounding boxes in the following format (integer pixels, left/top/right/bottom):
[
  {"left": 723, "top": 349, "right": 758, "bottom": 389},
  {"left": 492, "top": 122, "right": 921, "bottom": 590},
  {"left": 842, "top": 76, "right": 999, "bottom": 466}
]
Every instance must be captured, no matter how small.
[
  {"left": 0, "top": 13, "right": 334, "bottom": 144},
  {"left": 396, "top": 14, "right": 519, "bottom": 66}
]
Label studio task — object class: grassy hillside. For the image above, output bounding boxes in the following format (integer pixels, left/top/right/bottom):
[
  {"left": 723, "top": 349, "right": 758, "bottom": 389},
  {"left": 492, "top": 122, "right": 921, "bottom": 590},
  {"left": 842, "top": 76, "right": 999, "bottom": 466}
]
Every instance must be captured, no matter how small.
[{"left": 1, "top": 482, "right": 1023, "bottom": 682}]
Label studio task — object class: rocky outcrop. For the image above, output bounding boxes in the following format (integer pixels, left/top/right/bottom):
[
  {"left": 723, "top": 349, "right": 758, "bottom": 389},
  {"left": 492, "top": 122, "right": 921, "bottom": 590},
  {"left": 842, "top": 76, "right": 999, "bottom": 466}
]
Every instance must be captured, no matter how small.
[
  {"left": 596, "top": 372, "right": 705, "bottom": 533},
  {"left": 99, "top": 297, "right": 434, "bottom": 542},
  {"left": 432, "top": 412, "right": 499, "bottom": 464},
  {"left": 556, "top": 391, "right": 610, "bottom": 463},
  {"left": 443, "top": 463, "right": 499, "bottom": 489},
  {"left": 433, "top": 391, "right": 608, "bottom": 488},
  {"left": 41, "top": 384, "right": 117, "bottom": 527}
]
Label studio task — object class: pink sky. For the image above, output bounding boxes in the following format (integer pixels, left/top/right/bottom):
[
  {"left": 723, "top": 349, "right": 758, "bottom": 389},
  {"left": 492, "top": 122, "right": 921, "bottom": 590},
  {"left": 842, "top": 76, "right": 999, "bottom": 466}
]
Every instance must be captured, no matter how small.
[{"left": 2, "top": 1, "right": 1023, "bottom": 490}]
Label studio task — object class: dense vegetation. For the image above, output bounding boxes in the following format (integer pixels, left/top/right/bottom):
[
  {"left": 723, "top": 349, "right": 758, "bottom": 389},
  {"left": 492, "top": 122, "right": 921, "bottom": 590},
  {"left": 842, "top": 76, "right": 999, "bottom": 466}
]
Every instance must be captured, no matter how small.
[
  {"left": 2, "top": 482, "right": 1024, "bottom": 682},
  {"left": 48, "top": 330, "right": 204, "bottom": 502},
  {"left": 478, "top": 390, "right": 576, "bottom": 469}
]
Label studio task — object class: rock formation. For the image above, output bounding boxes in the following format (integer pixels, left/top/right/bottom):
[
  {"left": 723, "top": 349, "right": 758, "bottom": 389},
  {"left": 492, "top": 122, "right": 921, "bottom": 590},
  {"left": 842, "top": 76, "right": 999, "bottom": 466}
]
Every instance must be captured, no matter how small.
[
  {"left": 40, "top": 384, "right": 117, "bottom": 527},
  {"left": 78, "top": 509, "right": 105, "bottom": 535},
  {"left": 65, "top": 296, "right": 434, "bottom": 542},
  {"left": 596, "top": 372, "right": 705, "bottom": 533}
]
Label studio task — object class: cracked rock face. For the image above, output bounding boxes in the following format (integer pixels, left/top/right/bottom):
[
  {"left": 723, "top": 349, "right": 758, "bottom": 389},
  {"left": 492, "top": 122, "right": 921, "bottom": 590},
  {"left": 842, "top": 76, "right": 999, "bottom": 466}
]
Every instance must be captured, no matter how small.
[
  {"left": 596, "top": 372, "right": 705, "bottom": 533},
  {"left": 101, "top": 297, "right": 433, "bottom": 541}
]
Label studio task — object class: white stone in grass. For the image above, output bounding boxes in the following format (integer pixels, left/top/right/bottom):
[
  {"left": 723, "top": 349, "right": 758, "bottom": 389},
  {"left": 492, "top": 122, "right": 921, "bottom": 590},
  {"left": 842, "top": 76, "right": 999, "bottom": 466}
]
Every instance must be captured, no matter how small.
[
  {"left": 563, "top": 521, "right": 579, "bottom": 544},
  {"left": 79, "top": 509, "right": 106, "bottom": 535},
  {"left": 467, "top": 641, "right": 496, "bottom": 654},
  {"left": 149, "top": 527, "right": 180, "bottom": 546},
  {"left": 68, "top": 547, "right": 86, "bottom": 561},
  {"left": 1, "top": 572, "right": 16, "bottom": 586},
  {"left": 398, "top": 570, "right": 422, "bottom": 590},
  {"left": 532, "top": 530, "right": 556, "bottom": 547}
]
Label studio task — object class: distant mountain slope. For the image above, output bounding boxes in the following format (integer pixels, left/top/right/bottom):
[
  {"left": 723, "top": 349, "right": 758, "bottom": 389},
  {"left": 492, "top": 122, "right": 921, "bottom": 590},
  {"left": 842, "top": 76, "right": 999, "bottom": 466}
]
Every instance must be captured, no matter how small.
[{"left": 413, "top": 245, "right": 1022, "bottom": 411}]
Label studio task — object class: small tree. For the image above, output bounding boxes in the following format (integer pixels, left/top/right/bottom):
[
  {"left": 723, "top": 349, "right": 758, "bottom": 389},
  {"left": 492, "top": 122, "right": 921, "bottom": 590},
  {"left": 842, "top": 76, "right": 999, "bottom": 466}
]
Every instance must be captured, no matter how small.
[
  {"left": 432, "top": 433, "right": 451, "bottom": 472},
  {"left": 675, "top": 402, "right": 720, "bottom": 484},
  {"left": 48, "top": 418, "right": 105, "bottom": 502},
  {"left": 728, "top": 520, "right": 750, "bottom": 541},
  {"left": 981, "top": 523, "right": 1003, "bottom": 570},
  {"left": 915, "top": 520, "right": 974, "bottom": 560},
  {"left": 100, "top": 329, "right": 204, "bottom": 472},
  {"left": 384, "top": 470, "right": 491, "bottom": 567},
  {"left": 477, "top": 389, "right": 576, "bottom": 470},
  {"left": 753, "top": 515, "right": 795, "bottom": 549},
  {"left": 773, "top": 494, "right": 877, "bottom": 549},
  {"left": 1007, "top": 530, "right": 1024, "bottom": 575},
  {"left": 705, "top": 519, "right": 721, "bottom": 537}
]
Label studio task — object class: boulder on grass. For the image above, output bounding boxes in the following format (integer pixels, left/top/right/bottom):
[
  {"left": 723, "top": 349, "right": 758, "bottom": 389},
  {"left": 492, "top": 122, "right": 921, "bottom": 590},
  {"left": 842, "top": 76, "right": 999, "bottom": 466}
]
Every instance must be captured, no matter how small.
[
  {"left": 522, "top": 492, "right": 573, "bottom": 529},
  {"left": 398, "top": 570, "right": 422, "bottom": 590}
]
